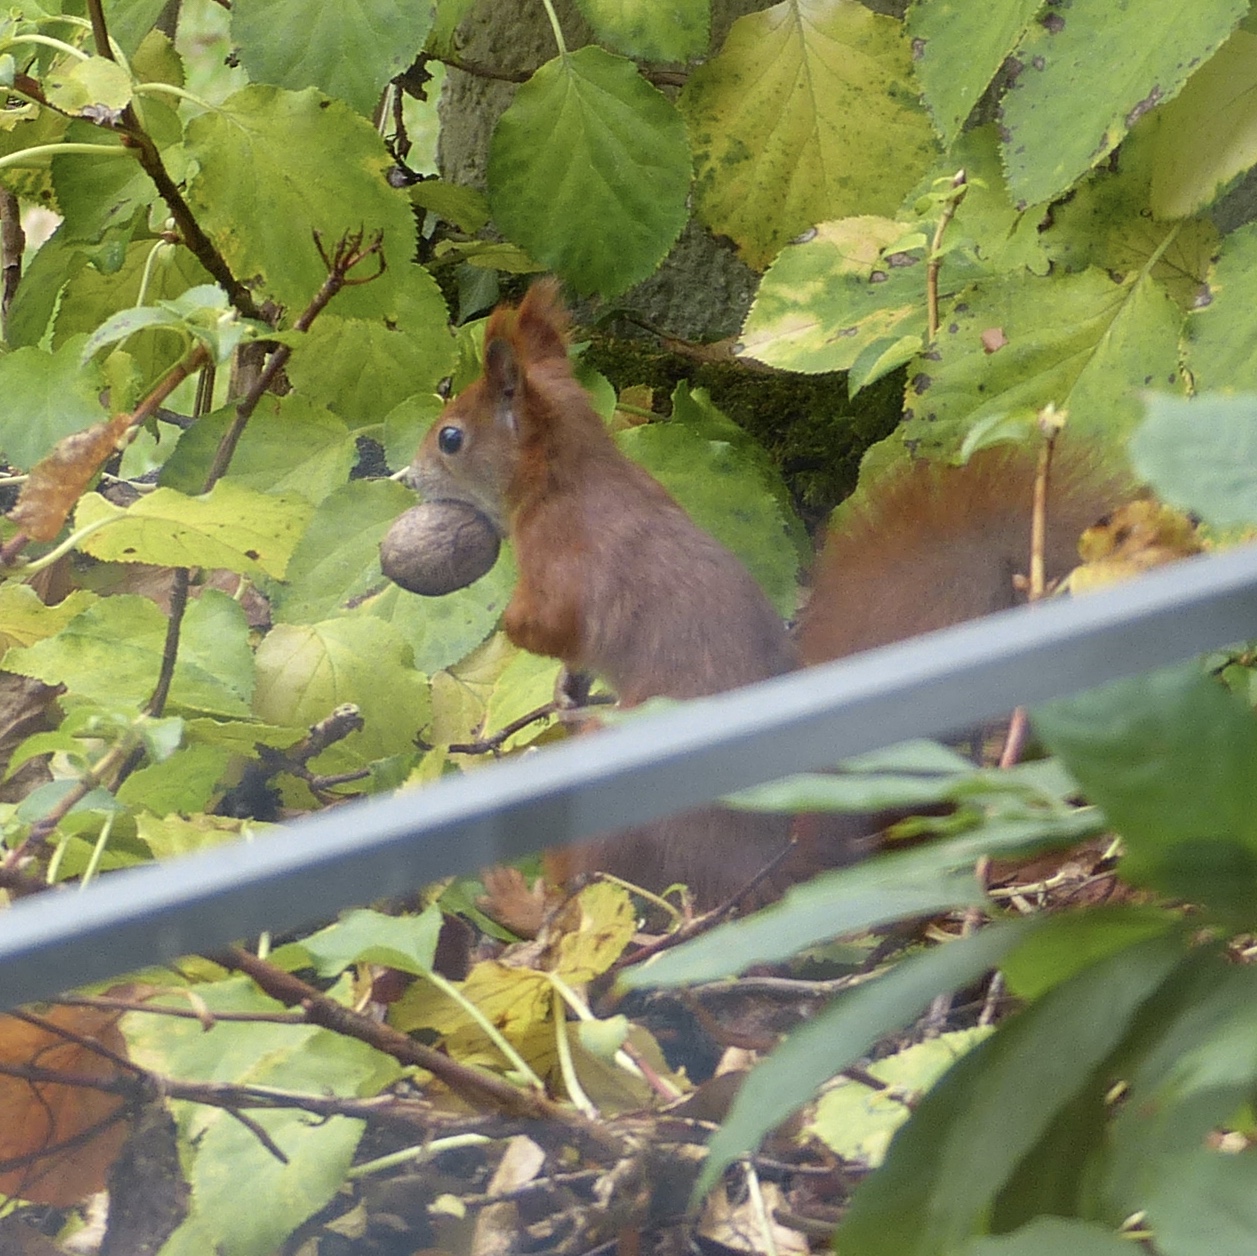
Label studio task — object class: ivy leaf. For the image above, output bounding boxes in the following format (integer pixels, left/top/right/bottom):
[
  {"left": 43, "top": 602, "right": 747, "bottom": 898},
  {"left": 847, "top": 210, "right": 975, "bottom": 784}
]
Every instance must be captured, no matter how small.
[
  {"left": 0, "top": 335, "right": 105, "bottom": 470},
  {"left": 903, "top": 267, "right": 1182, "bottom": 456},
  {"left": 160, "top": 395, "right": 356, "bottom": 505},
  {"left": 907, "top": 0, "right": 1042, "bottom": 147},
  {"left": 252, "top": 617, "right": 430, "bottom": 768},
  {"left": 273, "top": 479, "right": 416, "bottom": 623},
  {"left": 680, "top": 0, "right": 937, "bottom": 269},
  {"left": 572, "top": 0, "right": 708, "bottom": 62},
  {"left": 1001, "top": 0, "right": 1246, "bottom": 206},
  {"left": 1130, "top": 393, "right": 1257, "bottom": 529},
  {"left": 488, "top": 46, "right": 691, "bottom": 296},
  {"left": 74, "top": 483, "right": 313, "bottom": 581},
  {"left": 183, "top": 85, "right": 419, "bottom": 319},
  {"left": 231, "top": 0, "right": 433, "bottom": 117}
]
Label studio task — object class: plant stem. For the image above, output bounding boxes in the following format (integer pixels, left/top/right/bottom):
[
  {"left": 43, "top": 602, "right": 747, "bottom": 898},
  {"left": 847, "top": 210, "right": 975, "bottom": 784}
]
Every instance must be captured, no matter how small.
[
  {"left": 0, "top": 142, "right": 131, "bottom": 172},
  {"left": 539, "top": 0, "right": 568, "bottom": 56},
  {"left": 926, "top": 170, "right": 967, "bottom": 343},
  {"left": 1, "top": 33, "right": 89, "bottom": 60}
]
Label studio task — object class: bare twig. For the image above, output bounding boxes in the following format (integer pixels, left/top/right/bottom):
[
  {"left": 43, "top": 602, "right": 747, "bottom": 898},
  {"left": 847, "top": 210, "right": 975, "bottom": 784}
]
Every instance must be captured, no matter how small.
[
  {"left": 999, "top": 408, "right": 1061, "bottom": 769},
  {"left": 203, "top": 230, "right": 385, "bottom": 490},
  {"left": 0, "top": 186, "right": 23, "bottom": 332},
  {"left": 211, "top": 946, "right": 627, "bottom": 1158}
]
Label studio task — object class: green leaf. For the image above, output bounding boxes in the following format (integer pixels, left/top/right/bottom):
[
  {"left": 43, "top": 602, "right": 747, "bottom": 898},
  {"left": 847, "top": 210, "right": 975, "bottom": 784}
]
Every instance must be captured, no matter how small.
[
  {"left": 183, "top": 85, "right": 419, "bottom": 318},
  {"left": 680, "top": 0, "right": 937, "bottom": 269},
  {"left": 903, "top": 125, "right": 1052, "bottom": 279},
  {"left": 1000, "top": 906, "right": 1179, "bottom": 1001},
  {"left": 616, "top": 417, "right": 802, "bottom": 615},
  {"left": 136, "top": 812, "right": 265, "bottom": 857},
  {"left": 697, "top": 921, "right": 1034, "bottom": 1199},
  {"left": 285, "top": 297, "right": 456, "bottom": 427},
  {"left": 277, "top": 905, "right": 443, "bottom": 976},
  {"left": 125, "top": 975, "right": 399, "bottom": 1256},
  {"left": 1131, "top": 393, "right": 1257, "bottom": 528},
  {"left": 1150, "top": 28, "right": 1257, "bottom": 219},
  {"left": 835, "top": 934, "right": 1185, "bottom": 1256},
  {"left": 409, "top": 180, "right": 490, "bottom": 234},
  {"left": 352, "top": 550, "right": 516, "bottom": 675},
  {"left": 116, "top": 743, "right": 232, "bottom": 814},
  {"left": 0, "top": 585, "right": 97, "bottom": 653},
  {"left": 2, "top": 592, "right": 252, "bottom": 717},
  {"left": 104, "top": 0, "right": 174, "bottom": 57},
  {"left": 53, "top": 239, "right": 215, "bottom": 386},
  {"left": 231, "top": 0, "right": 434, "bottom": 117},
  {"left": 1033, "top": 663, "right": 1257, "bottom": 918},
  {"left": 75, "top": 483, "right": 313, "bottom": 581},
  {"left": 572, "top": 0, "right": 709, "bottom": 61},
  {"left": 0, "top": 335, "right": 105, "bottom": 469},
  {"left": 160, "top": 394, "right": 356, "bottom": 505},
  {"left": 253, "top": 617, "right": 431, "bottom": 765},
  {"left": 962, "top": 1218, "right": 1135, "bottom": 1256},
  {"left": 381, "top": 392, "right": 442, "bottom": 471},
  {"left": 50, "top": 124, "right": 152, "bottom": 244},
  {"left": 2, "top": 225, "right": 88, "bottom": 349},
  {"left": 488, "top": 46, "right": 691, "bottom": 296},
  {"left": 44, "top": 54, "right": 133, "bottom": 114},
  {"left": 811, "top": 1027, "right": 993, "bottom": 1165},
  {"left": 1000, "top": 0, "right": 1246, "bottom": 206},
  {"left": 1185, "top": 220, "right": 1257, "bottom": 391},
  {"left": 906, "top": 0, "right": 1041, "bottom": 147},
  {"left": 624, "top": 852, "right": 986, "bottom": 987},
  {"left": 738, "top": 215, "right": 926, "bottom": 375},
  {"left": 903, "top": 266, "right": 1182, "bottom": 457},
  {"left": 272, "top": 478, "right": 417, "bottom": 623}
]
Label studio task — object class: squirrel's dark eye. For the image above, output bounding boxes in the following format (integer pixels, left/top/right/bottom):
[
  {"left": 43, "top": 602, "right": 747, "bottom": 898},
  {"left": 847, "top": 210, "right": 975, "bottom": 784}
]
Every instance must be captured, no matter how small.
[{"left": 438, "top": 426, "right": 464, "bottom": 455}]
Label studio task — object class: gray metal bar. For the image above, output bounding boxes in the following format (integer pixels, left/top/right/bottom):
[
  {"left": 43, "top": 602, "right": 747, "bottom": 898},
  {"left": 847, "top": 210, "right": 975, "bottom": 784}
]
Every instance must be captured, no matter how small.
[{"left": 2, "top": 542, "right": 1257, "bottom": 1009}]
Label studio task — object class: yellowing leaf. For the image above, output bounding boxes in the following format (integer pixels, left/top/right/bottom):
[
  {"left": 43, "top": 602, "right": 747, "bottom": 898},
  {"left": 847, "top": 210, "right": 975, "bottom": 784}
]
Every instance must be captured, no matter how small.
[
  {"left": 1150, "top": 28, "right": 1257, "bottom": 220},
  {"left": 680, "top": 0, "right": 936, "bottom": 268},
  {"left": 75, "top": 482, "right": 312, "bottom": 580},
  {"left": 0, "top": 586, "right": 97, "bottom": 654},
  {"left": 552, "top": 882, "right": 638, "bottom": 983}
]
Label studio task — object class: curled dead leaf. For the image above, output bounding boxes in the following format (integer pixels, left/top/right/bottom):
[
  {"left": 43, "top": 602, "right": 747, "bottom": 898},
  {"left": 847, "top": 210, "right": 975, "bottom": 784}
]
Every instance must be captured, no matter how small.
[{"left": 0, "top": 1004, "right": 133, "bottom": 1206}]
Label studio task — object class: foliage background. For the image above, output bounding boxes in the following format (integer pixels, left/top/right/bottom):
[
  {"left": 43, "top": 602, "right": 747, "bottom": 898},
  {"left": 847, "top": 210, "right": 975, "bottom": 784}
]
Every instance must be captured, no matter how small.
[{"left": 4, "top": 0, "right": 1257, "bottom": 1252}]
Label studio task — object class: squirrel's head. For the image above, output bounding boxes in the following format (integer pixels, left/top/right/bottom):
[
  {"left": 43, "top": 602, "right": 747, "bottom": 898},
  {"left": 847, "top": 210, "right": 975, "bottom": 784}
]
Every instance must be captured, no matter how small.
[{"left": 407, "top": 279, "right": 572, "bottom": 533}]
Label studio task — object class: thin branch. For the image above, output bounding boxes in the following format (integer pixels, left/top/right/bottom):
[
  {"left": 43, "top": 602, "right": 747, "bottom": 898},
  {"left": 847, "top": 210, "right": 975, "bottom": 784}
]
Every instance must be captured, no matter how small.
[
  {"left": 202, "top": 229, "right": 385, "bottom": 490},
  {"left": 1, "top": 186, "right": 23, "bottom": 333},
  {"left": 211, "top": 946, "right": 627, "bottom": 1158},
  {"left": 145, "top": 567, "right": 190, "bottom": 718}
]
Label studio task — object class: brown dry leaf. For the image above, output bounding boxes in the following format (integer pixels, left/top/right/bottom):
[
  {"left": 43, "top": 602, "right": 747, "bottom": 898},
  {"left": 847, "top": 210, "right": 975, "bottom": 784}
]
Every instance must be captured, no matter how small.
[
  {"left": 0, "top": 1004, "right": 133, "bottom": 1206},
  {"left": 1066, "top": 498, "right": 1203, "bottom": 594},
  {"left": 8, "top": 412, "right": 133, "bottom": 541}
]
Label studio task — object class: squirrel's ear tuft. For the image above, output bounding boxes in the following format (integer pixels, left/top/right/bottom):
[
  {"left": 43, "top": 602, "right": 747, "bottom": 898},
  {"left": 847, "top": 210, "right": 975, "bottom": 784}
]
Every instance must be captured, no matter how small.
[{"left": 512, "top": 277, "right": 570, "bottom": 363}]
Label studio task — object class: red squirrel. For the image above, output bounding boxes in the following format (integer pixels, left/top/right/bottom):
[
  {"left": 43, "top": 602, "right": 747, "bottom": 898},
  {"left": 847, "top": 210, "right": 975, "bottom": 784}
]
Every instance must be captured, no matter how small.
[{"left": 408, "top": 280, "right": 1123, "bottom": 906}]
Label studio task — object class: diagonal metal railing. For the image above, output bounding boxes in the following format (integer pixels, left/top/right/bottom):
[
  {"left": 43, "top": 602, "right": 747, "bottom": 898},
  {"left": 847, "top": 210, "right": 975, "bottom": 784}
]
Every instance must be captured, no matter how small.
[{"left": 3, "top": 542, "right": 1257, "bottom": 1010}]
